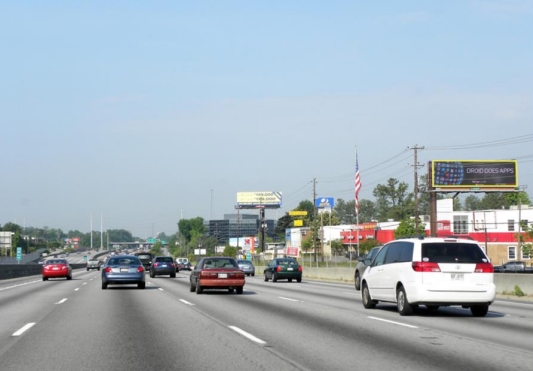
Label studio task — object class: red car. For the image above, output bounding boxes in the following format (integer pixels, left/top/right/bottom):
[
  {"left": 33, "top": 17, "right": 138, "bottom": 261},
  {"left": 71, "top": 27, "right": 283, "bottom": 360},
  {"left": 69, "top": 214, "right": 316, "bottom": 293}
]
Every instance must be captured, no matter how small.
[
  {"left": 42, "top": 258, "right": 73, "bottom": 281},
  {"left": 189, "top": 257, "right": 245, "bottom": 294}
]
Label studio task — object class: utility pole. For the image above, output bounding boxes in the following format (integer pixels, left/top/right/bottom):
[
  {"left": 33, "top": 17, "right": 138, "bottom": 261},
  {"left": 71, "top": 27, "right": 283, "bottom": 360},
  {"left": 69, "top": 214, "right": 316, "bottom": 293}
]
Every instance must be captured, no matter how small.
[
  {"left": 90, "top": 213, "right": 93, "bottom": 250},
  {"left": 210, "top": 189, "right": 214, "bottom": 220},
  {"left": 313, "top": 178, "right": 317, "bottom": 263},
  {"left": 100, "top": 213, "right": 103, "bottom": 251},
  {"left": 408, "top": 145, "right": 425, "bottom": 232}
]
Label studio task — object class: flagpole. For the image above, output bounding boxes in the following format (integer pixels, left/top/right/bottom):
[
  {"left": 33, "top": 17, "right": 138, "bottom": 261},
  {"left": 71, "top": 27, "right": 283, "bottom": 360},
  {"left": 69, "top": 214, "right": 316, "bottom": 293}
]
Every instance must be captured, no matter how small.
[{"left": 355, "top": 147, "right": 361, "bottom": 258}]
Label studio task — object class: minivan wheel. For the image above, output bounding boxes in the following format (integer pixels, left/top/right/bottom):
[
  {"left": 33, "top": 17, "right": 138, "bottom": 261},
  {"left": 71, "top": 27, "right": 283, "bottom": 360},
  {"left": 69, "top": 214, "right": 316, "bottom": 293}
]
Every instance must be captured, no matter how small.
[
  {"left": 470, "top": 304, "right": 489, "bottom": 317},
  {"left": 354, "top": 271, "right": 361, "bottom": 291},
  {"left": 362, "top": 283, "right": 376, "bottom": 309},
  {"left": 397, "top": 286, "right": 413, "bottom": 316}
]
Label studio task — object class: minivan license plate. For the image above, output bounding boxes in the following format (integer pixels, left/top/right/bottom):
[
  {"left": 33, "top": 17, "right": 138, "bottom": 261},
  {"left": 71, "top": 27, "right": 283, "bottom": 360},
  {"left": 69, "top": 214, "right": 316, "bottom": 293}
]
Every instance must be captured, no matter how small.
[{"left": 451, "top": 273, "right": 464, "bottom": 281}]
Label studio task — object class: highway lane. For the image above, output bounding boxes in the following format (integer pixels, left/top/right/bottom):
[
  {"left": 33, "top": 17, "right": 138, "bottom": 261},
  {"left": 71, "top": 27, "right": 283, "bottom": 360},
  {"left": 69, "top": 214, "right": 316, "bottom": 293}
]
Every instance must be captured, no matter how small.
[{"left": 0, "top": 270, "right": 531, "bottom": 371}]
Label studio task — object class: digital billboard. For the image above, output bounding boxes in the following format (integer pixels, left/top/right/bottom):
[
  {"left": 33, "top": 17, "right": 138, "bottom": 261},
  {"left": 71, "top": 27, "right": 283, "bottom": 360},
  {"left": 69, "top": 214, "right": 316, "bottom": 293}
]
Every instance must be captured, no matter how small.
[{"left": 431, "top": 160, "right": 517, "bottom": 188}]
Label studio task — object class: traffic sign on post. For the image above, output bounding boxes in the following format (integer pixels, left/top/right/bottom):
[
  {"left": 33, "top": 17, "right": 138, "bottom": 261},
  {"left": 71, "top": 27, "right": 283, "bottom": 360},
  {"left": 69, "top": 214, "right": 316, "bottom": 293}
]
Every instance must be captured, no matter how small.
[{"left": 16, "top": 247, "right": 22, "bottom": 264}]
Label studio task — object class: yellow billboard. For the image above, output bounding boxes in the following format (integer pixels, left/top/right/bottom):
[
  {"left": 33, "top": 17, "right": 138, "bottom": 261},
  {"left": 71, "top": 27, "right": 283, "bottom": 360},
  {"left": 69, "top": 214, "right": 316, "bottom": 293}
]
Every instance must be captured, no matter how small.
[
  {"left": 289, "top": 211, "right": 308, "bottom": 216},
  {"left": 237, "top": 192, "right": 282, "bottom": 207}
]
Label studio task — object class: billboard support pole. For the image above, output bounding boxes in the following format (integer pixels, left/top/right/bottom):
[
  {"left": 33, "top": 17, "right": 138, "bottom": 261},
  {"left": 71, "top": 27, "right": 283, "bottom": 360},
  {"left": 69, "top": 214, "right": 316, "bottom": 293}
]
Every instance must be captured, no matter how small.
[{"left": 428, "top": 162, "right": 438, "bottom": 237}]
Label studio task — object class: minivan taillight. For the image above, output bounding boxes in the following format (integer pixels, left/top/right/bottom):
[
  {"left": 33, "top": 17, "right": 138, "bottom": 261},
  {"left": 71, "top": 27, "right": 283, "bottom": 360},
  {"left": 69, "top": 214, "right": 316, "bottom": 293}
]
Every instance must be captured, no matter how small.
[
  {"left": 298, "top": 266, "right": 303, "bottom": 273},
  {"left": 412, "top": 261, "right": 441, "bottom": 272},
  {"left": 276, "top": 266, "right": 282, "bottom": 272},
  {"left": 474, "top": 262, "right": 494, "bottom": 273}
]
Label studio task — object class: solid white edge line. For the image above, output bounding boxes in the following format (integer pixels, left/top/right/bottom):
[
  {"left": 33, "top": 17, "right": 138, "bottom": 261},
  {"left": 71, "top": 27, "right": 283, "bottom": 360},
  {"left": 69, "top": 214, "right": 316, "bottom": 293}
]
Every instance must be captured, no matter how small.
[
  {"left": 368, "top": 316, "right": 418, "bottom": 329},
  {"left": 74, "top": 288, "right": 80, "bottom": 291},
  {"left": 13, "top": 323, "right": 36, "bottom": 336},
  {"left": 179, "top": 299, "right": 195, "bottom": 306},
  {"left": 229, "top": 326, "right": 267, "bottom": 345},
  {"left": 55, "top": 298, "right": 68, "bottom": 304}
]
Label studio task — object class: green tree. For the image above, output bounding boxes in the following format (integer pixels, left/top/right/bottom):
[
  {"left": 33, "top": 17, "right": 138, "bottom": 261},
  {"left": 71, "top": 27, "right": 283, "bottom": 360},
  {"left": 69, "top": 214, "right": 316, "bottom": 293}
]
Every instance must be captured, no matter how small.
[
  {"left": 178, "top": 217, "right": 206, "bottom": 244},
  {"left": 464, "top": 195, "right": 482, "bottom": 211},
  {"left": 373, "top": 178, "right": 413, "bottom": 221},
  {"left": 2, "top": 222, "right": 22, "bottom": 234},
  {"left": 333, "top": 199, "right": 376, "bottom": 224},
  {"left": 151, "top": 241, "right": 163, "bottom": 256},
  {"left": 506, "top": 191, "right": 532, "bottom": 207},
  {"left": 480, "top": 193, "right": 509, "bottom": 210},
  {"left": 334, "top": 199, "right": 354, "bottom": 224},
  {"left": 394, "top": 218, "right": 426, "bottom": 239},
  {"left": 275, "top": 213, "right": 294, "bottom": 239},
  {"left": 330, "top": 239, "right": 344, "bottom": 256},
  {"left": 223, "top": 245, "right": 237, "bottom": 258},
  {"left": 515, "top": 221, "right": 533, "bottom": 258}
]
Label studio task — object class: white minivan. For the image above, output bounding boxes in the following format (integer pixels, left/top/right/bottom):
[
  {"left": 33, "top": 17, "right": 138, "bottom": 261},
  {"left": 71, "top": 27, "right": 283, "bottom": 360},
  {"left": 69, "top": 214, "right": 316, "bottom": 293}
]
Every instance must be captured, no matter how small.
[{"left": 360, "top": 237, "right": 496, "bottom": 316}]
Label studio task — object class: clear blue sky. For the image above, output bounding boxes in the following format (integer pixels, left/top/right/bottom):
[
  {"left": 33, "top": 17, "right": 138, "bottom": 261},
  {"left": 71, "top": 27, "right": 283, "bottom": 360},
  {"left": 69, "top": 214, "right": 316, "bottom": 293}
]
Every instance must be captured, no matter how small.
[{"left": 1, "top": 0, "right": 532, "bottom": 238}]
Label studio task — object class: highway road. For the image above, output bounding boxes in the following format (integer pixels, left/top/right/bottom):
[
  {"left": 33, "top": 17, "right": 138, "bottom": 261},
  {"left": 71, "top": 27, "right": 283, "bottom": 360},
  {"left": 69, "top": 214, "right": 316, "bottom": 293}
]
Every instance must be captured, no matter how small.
[{"left": 0, "top": 269, "right": 531, "bottom": 371}]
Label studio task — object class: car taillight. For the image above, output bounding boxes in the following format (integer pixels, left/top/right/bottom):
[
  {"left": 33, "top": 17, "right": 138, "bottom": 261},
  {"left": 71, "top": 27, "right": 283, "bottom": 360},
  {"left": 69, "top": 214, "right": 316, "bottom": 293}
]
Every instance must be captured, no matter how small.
[
  {"left": 412, "top": 261, "right": 441, "bottom": 272},
  {"left": 104, "top": 266, "right": 113, "bottom": 273},
  {"left": 137, "top": 266, "right": 144, "bottom": 273},
  {"left": 153, "top": 262, "right": 160, "bottom": 267},
  {"left": 170, "top": 263, "right": 175, "bottom": 267},
  {"left": 474, "top": 262, "right": 494, "bottom": 273},
  {"left": 62, "top": 266, "right": 68, "bottom": 270},
  {"left": 276, "top": 266, "right": 282, "bottom": 272},
  {"left": 298, "top": 266, "right": 303, "bottom": 272}
]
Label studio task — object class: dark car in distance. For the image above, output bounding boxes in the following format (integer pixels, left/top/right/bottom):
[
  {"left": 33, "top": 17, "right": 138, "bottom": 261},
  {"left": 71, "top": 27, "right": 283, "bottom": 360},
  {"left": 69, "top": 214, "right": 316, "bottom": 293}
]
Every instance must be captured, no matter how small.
[
  {"left": 354, "top": 246, "right": 383, "bottom": 290},
  {"left": 134, "top": 252, "right": 153, "bottom": 271},
  {"left": 101, "top": 255, "right": 146, "bottom": 289},
  {"left": 264, "top": 258, "right": 302, "bottom": 283},
  {"left": 150, "top": 256, "right": 176, "bottom": 278},
  {"left": 493, "top": 261, "right": 531, "bottom": 273},
  {"left": 190, "top": 257, "right": 245, "bottom": 294}
]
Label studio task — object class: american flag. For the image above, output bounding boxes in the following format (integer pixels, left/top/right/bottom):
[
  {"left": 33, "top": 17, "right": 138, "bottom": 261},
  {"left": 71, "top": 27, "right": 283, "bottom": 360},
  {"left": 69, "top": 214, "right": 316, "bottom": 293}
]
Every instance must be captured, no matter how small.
[{"left": 354, "top": 150, "right": 361, "bottom": 216}]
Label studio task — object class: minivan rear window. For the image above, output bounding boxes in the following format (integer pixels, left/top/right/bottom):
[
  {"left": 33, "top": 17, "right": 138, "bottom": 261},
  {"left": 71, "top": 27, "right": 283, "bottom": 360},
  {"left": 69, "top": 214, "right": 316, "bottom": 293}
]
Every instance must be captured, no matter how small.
[{"left": 422, "top": 243, "right": 486, "bottom": 263}]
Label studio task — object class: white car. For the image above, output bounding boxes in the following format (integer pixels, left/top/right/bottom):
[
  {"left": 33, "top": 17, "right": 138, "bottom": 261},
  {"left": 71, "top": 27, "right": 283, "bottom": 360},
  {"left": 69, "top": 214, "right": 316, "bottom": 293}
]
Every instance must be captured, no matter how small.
[{"left": 360, "top": 237, "right": 496, "bottom": 317}]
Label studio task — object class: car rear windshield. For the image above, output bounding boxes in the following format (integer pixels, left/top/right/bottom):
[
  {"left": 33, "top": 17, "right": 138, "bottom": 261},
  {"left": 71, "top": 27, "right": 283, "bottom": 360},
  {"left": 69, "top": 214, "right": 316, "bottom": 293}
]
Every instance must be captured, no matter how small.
[
  {"left": 278, "top": 259, "right": 298, "bottom": 266},
  {"left": 422, "top": 243, "right": 487, "bottom": 263},
  {"left": 108, "top": 257, "right": 140, "bottom": 265},
  {"left": 46, "top": 259, "right": 67, "bottom": 264},
  {"left": 203, "top": 259, "right": 237, "bottom": 268},
  {"left": 137, "top": 254, "right": 151, "bottom": 259},
  {"left": 156, "top": 257, "right": 173, "bottom": 262},
  {"left": 237, "top": 260, "right": 252, "bottom": 265}
]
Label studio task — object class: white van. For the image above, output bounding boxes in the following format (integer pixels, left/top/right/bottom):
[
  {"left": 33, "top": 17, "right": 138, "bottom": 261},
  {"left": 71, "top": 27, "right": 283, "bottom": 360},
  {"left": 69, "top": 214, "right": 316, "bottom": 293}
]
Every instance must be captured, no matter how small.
[{"left": 361, "top": 237, "right": 496, "bottom": 317}]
